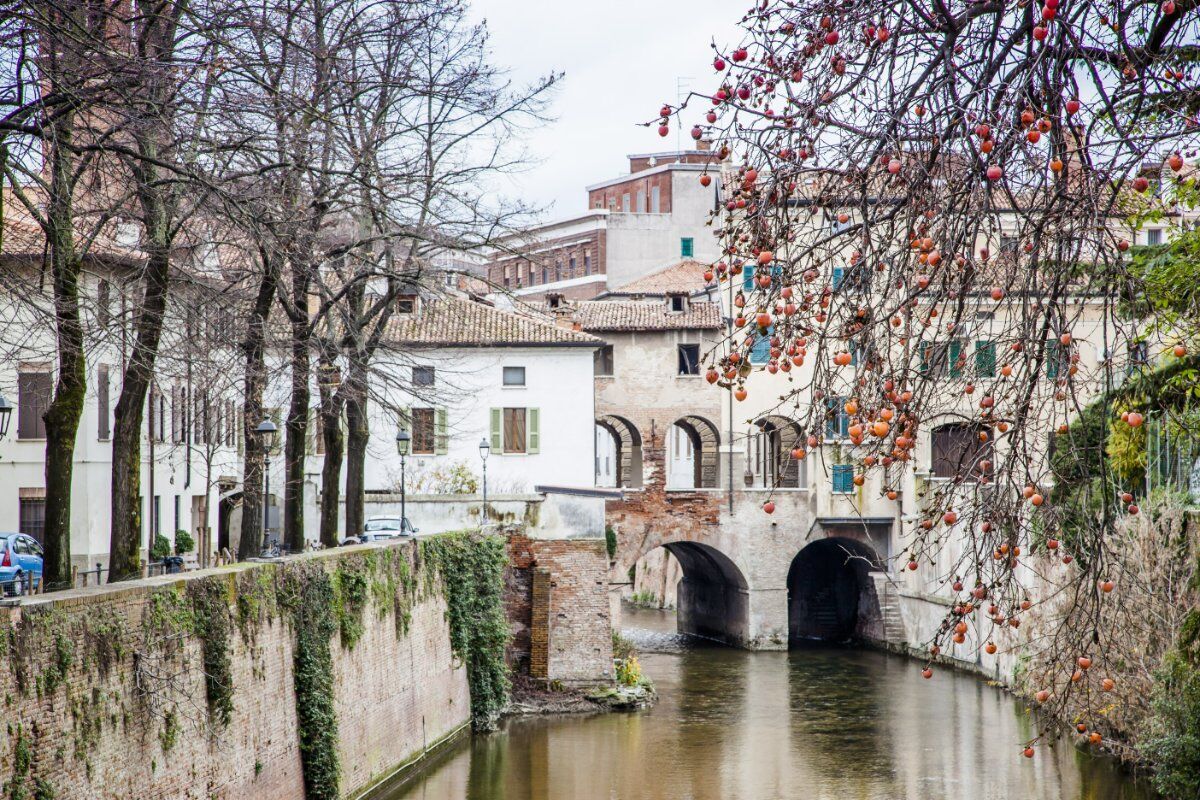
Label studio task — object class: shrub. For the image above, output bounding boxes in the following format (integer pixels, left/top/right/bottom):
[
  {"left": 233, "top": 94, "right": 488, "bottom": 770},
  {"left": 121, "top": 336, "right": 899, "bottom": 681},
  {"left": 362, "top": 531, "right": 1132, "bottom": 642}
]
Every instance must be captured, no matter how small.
[
  {"left": 149, "top": 534, "right": 171, "bottom": 562},
  {"left": 1143, "top": 651, "right": 1200, "bottom": 799},
  {"left": 605, "top": 524, "right": 617, "bottom": 560},
  {"left": 174, "top": 529, "right": 195, "bottom": 555},
  {"left": 616, "top": 655, "right": 643, "bottom": 687}
]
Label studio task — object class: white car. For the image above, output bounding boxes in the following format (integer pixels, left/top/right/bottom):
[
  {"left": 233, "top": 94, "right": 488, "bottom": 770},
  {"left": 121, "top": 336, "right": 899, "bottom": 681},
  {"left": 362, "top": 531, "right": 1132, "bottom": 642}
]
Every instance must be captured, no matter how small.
[{"left": 340, "top": 516, "right": 418, "bottom": 546}]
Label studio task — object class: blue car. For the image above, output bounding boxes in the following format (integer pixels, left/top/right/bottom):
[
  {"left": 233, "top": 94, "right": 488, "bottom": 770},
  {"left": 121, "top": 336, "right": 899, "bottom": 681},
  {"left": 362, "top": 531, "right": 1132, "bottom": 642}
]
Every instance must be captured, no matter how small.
[{"left": 0, "top": 533, "right": 43, "bottom": 596}]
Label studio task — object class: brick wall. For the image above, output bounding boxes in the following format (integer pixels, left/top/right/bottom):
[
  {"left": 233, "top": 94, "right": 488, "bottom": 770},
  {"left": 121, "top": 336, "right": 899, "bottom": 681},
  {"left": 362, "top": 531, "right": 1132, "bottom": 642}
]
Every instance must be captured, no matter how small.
[
  {"left": 505, "top": 531, "right": 613, "bottom": 685},
  {"left": 0, "top": 543, "right": 470, "bottom": 800}
]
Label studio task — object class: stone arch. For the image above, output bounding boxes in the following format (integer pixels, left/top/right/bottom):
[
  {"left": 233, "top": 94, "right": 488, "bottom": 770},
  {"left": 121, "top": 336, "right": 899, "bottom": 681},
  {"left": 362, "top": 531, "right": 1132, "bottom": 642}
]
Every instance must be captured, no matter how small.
[
  {"left": 660, "top": 541, "right": 749, "bottom": 647},
  {"left": 787, "top": 537, "right": 884, "bottom": 644},
  {"left": 753, "top": 414, "right": 805, "bottom": 488},
  {"left": 668, "top": 415, "right": 720, "bottom": 489},
  {"left": 596, "top": 414, "right": 643, "bottom": 488}
]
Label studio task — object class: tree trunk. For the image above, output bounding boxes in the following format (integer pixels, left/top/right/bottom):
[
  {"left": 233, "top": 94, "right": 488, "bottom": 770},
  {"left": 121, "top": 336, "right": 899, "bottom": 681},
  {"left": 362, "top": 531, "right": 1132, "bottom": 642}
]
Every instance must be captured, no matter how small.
[
  {"left": 283, "top": 301, "right": 310, "bottom": 551},
  {"left": 343, "top": 363, "right": 369, "bottom": 539},
  {"left": 317, "top": 381, "right": 344, "bottom": 547},
  {"left": 108, "top": 247, "right": 170, "bottom": 582},
  {"left": 41, "top": 121, "right": 85, "bottom": 591},
  {"left": 238, "top": 256, "right": 276, "bottom": 560}
]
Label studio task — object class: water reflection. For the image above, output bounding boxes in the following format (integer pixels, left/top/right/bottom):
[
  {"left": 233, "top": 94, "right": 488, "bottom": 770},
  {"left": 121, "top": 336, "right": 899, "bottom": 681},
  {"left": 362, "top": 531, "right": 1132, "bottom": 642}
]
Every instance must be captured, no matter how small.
[{"left": 382, "top": 607, "right": 1156, "bottom": 800}]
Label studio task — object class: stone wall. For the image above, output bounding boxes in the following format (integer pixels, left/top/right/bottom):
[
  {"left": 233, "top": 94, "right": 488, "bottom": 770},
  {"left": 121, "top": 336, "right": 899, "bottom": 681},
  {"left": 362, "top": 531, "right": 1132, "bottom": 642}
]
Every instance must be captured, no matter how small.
[{"left": 0, "top": 542, "right": 470, "bottom": 800}]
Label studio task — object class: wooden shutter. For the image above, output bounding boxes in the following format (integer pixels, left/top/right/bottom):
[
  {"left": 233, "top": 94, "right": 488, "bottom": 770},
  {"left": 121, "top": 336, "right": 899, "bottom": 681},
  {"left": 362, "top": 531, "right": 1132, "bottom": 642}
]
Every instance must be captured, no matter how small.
[
  {"left": 975, "top": 341, "right": 996, "bottom": 378},
  {"left": 490, "top": 408, "right": 502, "bottom": 452},
  {"left": 435, "top": 408, "right": 448, "bottom": 454},
  {"left": 527, "top": 408, "right": 540, "bottom": 454},
  {"left": 949, "top": 341, "right": 964, "bottom": 378}
]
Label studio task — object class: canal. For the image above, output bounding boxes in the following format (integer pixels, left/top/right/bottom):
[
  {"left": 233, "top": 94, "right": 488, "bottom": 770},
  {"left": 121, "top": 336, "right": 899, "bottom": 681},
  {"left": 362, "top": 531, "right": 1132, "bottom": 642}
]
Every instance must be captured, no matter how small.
[{"left": 381, "top": 604, "right": 1155, "bottom": 800}]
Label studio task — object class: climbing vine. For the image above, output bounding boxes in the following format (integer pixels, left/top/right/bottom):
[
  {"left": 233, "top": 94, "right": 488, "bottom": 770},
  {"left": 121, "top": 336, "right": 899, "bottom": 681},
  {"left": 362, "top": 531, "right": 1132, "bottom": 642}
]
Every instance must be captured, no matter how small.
[
  {"left": 421, "top": 531, "right": 511, "bottom": 731},
  {"left": 187, "top": 577, "right": 235, "bottom": 729},
  {"left": 278, "top": 561, "right": 340, "bottom": 800}
]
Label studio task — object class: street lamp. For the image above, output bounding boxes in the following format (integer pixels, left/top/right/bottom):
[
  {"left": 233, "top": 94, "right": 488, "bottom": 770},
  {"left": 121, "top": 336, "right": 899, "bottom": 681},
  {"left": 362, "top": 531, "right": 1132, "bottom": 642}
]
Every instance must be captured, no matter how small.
[
  {"left": 396, "top": 429, "right": 411, "bottom": 534},
  {"left": 478, "top": 437, "right": 490, "bottom": 525},
  {"left": 0, "top": 394, "right": 13, "bottom": 440},
  {"left": 255, "top": 418, "right": 278, "bottom": 551}
]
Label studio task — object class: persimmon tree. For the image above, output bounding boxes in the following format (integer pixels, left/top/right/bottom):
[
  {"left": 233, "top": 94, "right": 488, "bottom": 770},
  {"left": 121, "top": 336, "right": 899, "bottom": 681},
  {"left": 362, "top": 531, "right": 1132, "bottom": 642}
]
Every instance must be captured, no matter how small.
[{"left": 658, "top": 0, "right": 1200, "bottom": 756}]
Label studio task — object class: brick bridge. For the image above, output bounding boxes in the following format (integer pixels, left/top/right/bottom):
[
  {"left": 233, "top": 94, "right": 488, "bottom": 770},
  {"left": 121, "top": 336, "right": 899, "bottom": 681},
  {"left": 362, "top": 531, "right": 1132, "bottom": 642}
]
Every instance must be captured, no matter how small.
[{"left": 600, "top": 412, "right": 908, "bottom": 650}]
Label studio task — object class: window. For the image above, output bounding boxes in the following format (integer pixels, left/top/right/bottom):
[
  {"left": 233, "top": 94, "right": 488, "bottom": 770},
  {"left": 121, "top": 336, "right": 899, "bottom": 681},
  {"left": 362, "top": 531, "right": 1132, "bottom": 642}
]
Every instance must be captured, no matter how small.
[
  {"left": 569, "top": 255, "right": 576, "bottom": 275},
  {"left": 541, "top": 266, "right": 548, "bottom": 284},
  {"left": 681, "top": 237, "right": 694, "bottom": 258},
  {"left": 413, "top": 366, "right": 435, "bottom": 387},
  {"left": 583, "top": 252, "right": 591, "bottom": 275},
  {"left": 1147, "top": 228, "right": 1163, "bottom": 246},
  {"left": 490, "top": 407, "right": 540, "bottom": 454},
  {"left": 1000, "top": 235, "right": 1019, "bottom": 255},
  {"left": 636, "top": 190, "right": 646, "bottom": 213},
  {"left": 669, "top": 295, "right": 686, "bottom": 313},
  {"left": 750, "top": 327, "right": 773, "bottom": 364},
  {"left": 650, "top": 186, "right": 661, "bottom": 213},
  {"left": 832, "top": 266, "right": 845, "bottom": 289},
  {"left": 503, "top": 366, "right": 526, "bottom": 386},
  {"left": 931, "top": 424, "right": 993, "bottom": 480},
  {"left": 411, "top": 407, "right": 436, "bottom": 454},
  {"left": 832, "top": 464, "right": 855, "bottom": 494},
  {"left": 743, "top": 263, "right": 755, "bottom": 292},
  {"left": 98, "top": 364, "right": 111, "bottom": 440},
  {"left": 17, "top": 369, "right": 51, "bottom": 440},
  {"left": 825, "top": 396, "right": 851, "bottom": 439},
  {"left": 622, "top": 193, "right": 631, "bottom": 212},
  {"left": 152, "top": 495, "right": 161, "bottom": 537},
  {"left": 920, "top": 342, "right": 949, "bottom": 379},
  {"left": 677, "top": 344, "right": 701, "bottom": 375},
  {"left": 555, "top": 260, "right": 562, "bottom": 281},
  {"left": 975, "top": 341, "right": 996, "bottom": 378},
  {"left": 1046, "top": 339, "right": 1066, "bottom": 379},
  {"left": 594, "top": 345, "right": 614, "bottom": 376},
  {"left": 948, "top": 340, "right": 966, "bottom": 378},
  {"left": 19, "top": 497, "right": 46, "bottom": 543},
  {"left": 397, "top": 296, "right": 416, "bottom": 314},
  {"left": 174, "top": 494, "right": 181, "bottom": 533},
  {"left": 194, "top": 390, "right": 208, "bottom": 444},
  {"left": 97, "top": 279, "right": 111, "bottom": 327}
]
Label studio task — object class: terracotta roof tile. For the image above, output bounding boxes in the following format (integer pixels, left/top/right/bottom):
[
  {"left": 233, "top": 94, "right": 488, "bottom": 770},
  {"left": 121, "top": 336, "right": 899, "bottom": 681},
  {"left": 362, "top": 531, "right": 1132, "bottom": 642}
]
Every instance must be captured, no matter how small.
[
  {"left": 573, "top": 299, "right": 722, "bottom": 332},
  {"left": 386, "top": 295, "right": 601, "bottom": 347},
  {"left": 603, "top": 259, "right": 711, "bottom": 296}
]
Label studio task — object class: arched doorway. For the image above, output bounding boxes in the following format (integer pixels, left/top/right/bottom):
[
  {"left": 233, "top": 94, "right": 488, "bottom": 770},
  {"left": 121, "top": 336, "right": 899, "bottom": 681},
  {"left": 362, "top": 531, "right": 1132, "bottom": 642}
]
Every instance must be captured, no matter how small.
[
  {"left": 787, "top": 537, "right": 884, "bottom": 643},
  {"left": 596, "top": 415, "right": 643, "bottom": 488},
  {"left": 661, "top": 541, "right": 749, "bottom": 646},
  {"left": 667, "top": 415, "right": 720, "bottom": 489}
]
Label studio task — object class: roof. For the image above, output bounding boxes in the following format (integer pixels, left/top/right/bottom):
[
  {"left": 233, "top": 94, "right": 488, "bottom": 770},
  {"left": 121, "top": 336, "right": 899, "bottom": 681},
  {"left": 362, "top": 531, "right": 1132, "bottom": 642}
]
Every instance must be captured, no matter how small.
[
  {"left": 603, "top": 259, "right": 711, "bottom": 297},
  {"left": 385, "top": 295, "right": 602, "bottom": 348},
  {"left": 572, "top": 299, "right": 722, "bottom": 332}
]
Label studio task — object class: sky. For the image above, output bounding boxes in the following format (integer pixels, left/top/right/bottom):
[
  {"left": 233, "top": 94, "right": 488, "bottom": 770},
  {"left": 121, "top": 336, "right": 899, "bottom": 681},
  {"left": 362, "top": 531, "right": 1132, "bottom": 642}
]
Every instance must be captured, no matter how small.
[{"left": 465, "top": 0, "right": 745, "bottom": 220}]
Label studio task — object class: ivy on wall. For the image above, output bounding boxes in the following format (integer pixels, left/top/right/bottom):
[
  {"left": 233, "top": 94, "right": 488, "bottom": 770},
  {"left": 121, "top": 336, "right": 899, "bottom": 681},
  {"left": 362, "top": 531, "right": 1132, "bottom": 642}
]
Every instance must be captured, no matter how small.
[{"left": 421, "top": 531, "right": 511, "bottom": 731}]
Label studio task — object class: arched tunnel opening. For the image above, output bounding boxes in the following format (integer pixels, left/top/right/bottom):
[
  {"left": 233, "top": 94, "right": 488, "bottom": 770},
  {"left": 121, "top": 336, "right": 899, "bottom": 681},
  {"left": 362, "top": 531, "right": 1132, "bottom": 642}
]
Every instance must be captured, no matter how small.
[
  {"left": 787, "top": 537, "right": 884, "bottom": 644},
  {"left": 660, "top": 542, "right": 749, "bottom": 647}
]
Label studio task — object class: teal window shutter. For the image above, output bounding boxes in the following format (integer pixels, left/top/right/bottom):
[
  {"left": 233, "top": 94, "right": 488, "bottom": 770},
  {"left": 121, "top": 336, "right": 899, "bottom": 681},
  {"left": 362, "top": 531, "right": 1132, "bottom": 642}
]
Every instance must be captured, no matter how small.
[
  {"left": 832, "top": 266, "right": 845, "bottom": 289},
  {"left": 750, "top": 325, "right": 773, "bottom": 364},
  {"left": 742, "top": 263, "right": 755, "bottom": 292},
  {"left": 975, "top": 341, "right": 996, "bottom": 378},
  {"left": 435, "top": 408, "right": 448, "bottom": 454},
  {"left": 489, "top": 408, "right": 502, "bottom": 452},
  {"left": 681, "top": 237, "right": 694, "bottom": 258},
  {"left": 825, "top": 396, "right": 849, "bottom": 438},
  {"left": 832, "top": 464, "right": 854, "bottom": 493},
  {"left": 527, "top": 408, "right": 540, "bottom": 454},
  {"left": 1046, "top": 341, "right": 1061, "bottom": 379},
  {"left": 949, "top": 340, "right": 963, "bottom": 378}
]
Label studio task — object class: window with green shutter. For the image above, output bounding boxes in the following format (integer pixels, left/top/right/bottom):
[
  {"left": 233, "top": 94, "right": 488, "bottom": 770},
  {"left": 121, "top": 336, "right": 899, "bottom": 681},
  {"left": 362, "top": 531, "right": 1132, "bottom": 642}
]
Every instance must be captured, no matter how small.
[
  {"left": 1046, "top": 340, "right": 1062, "bottom": 379},
  {"left": 949, "top": 340, "right": 964, "bottom": 378},
  {"left": 528, "top": 408, "right": 540, "bottom": 454},
  {"left": 681, "top": 237, "right": 694, "bottom": 258},
  {"left": 832, "top": 464, "right": 855, "bottom": 493},
  {"left": 435, "top": 408, "right": 448, "bottom": 454},
  {"left": 489, "top": 408, "right": 503, "bottom": 452},
  {"left": 974, "top": 340, "right": 996, "bottom": 378}
]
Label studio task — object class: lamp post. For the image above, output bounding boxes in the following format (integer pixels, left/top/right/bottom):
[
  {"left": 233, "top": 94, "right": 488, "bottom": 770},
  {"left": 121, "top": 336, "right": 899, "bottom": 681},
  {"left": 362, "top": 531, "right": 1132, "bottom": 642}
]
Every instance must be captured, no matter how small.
[
  {"left": 478, "top": 437, "right": 490, "bottom": 525},
  {"left": 255, "top": 418, "right": 278, "bottom": 551},
  {"left": 396, "top": 429, "right": 410, "bottom": 534},
  {"left": 0, "top": 394, "right": 13, "bottom": 441}
]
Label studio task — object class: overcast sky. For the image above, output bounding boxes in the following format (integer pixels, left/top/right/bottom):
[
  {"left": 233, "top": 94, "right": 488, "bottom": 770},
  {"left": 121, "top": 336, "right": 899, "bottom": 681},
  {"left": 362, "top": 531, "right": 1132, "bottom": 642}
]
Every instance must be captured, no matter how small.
[{"left": 466, "top": 0, "right": 744, "bottom": 220}]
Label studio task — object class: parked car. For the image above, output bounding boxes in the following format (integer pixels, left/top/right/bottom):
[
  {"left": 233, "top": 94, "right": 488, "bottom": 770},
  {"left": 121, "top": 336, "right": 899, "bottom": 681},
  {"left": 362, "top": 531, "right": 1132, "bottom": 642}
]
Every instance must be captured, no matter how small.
[
  {"left": 0, "top": 533, "right": 43, "bottom": 596},
  {"left": 339, "top": 516, "right": 418, "bottom": 546},
  {"left": 364, "top": 516, "right": 418, "bottom": 537}
]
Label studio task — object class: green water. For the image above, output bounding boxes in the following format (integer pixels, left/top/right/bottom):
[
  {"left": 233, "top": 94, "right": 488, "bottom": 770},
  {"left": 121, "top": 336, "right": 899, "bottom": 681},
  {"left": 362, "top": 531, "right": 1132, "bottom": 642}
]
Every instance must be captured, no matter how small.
[{"left": 380, "top": 606, "right": 1156, "bottom": 800}]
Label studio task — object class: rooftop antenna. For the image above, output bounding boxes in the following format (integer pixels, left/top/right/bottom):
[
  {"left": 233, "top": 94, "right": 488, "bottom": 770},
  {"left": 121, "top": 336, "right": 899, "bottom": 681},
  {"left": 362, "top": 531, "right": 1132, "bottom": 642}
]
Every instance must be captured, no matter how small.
[{"left": 676, "top": 77, "right": 694, "bottom": 157}]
